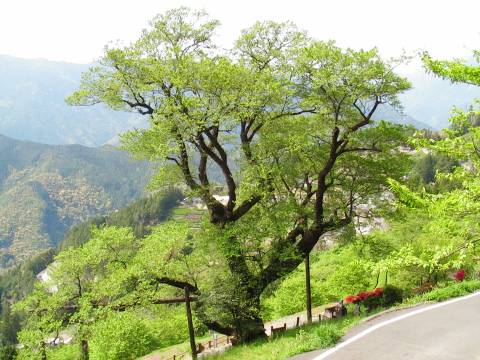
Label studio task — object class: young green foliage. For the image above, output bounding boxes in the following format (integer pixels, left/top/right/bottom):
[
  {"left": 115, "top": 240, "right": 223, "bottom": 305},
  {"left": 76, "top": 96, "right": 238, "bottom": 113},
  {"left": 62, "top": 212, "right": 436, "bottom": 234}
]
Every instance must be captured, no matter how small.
[{"left": 68, "top": 7, "right": 412, "bottom": 342}]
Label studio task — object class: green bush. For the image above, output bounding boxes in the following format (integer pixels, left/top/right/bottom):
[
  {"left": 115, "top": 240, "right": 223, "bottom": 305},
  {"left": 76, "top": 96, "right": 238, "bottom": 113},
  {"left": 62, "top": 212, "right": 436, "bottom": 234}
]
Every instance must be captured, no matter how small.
[
  {"left": 291, "top": 324, "right": 343, "bottom": 354},
  {"left": 90, "top": 312, "right": 158, "bottom": 360},
  {"left": 0, "top": 344, "right": 17, "bottom": 360},
  {"left": 416, "top": 280, "right": 480, "bottom": 302},
  {"left": 147, "top": 306, "right": 196, "bottom": 349},
  {"left": 381, "top": 285, "right": 403, "bottom": 307},
  {"left": 47, "top": 344, "right": 80, "bottom": 360},
  {"left": 262, "top": 273, "right": 326, "bottom": 320},
  {"left": 324, "top": 260, "right": 374, "bottom": 300}
]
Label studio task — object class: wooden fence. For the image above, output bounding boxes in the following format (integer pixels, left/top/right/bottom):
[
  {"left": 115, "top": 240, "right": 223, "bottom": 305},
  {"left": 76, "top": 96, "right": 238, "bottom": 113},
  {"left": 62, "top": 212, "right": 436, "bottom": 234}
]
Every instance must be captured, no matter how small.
[
  {"left": 161, "top": 335, "right": 233, "bottom": 360},
  {"left": 161, "top": 306, "right": 339, "bottom": 359}
]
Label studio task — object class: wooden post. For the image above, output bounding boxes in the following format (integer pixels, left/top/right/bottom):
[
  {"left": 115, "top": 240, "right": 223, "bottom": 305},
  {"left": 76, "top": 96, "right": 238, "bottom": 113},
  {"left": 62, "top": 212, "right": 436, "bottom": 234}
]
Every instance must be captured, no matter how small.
[
  {"left": 80, "top": 339, "right": 89, "bottom": 360},
  {"left": 305, "top": 253, "right": 312, "bottom": 324},
  {"left": 296, "top": 316, "right": 300, "bottom": 328},
  {"left": 184, "top": 286, "right": 197, "bottom": 359},
  {"left": 41, "top": 342, "right": 47, "bottom": 360}
]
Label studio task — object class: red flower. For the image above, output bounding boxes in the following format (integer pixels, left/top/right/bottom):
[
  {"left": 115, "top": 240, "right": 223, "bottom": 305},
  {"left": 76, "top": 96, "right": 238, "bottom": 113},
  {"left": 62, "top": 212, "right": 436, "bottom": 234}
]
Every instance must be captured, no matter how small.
[
  {"left": 373, "top": 288, "right": 383, "bottom": 296},
  {"left": 346, "top": 288, "right": 384, "bottom": 304},
  {"left": 358, "top": 291, "right": 374, "bottom": 301},
  {"left": 454, "top": 269, "right": 465, "bottom": 282},
  {"left": 344, "top": 295, "right": 360, "bottom": 304}
]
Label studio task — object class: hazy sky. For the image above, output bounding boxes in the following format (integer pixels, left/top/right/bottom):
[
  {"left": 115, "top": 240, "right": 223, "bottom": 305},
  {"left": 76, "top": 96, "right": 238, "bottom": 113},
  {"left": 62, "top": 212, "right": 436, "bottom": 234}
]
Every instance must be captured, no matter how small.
[{"left": 0, "top": 0, "right": 479, "bottom": 64}]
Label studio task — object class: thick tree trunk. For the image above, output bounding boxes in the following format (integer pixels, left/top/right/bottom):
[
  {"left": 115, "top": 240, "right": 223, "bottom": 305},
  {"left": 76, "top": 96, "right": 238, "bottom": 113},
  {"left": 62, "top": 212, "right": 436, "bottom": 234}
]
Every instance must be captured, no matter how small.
[
  {"left": 233, "top": 312, "right": 267, "bottom": 343},
  {"left": 228, "top": 267, "right": 267, "bottom": 343},
  {"left": 202, "top": 227, "right": 322, "bottom": 344},
  {"left": 198, "top": 293, "right": 267, "bottom": 344}
]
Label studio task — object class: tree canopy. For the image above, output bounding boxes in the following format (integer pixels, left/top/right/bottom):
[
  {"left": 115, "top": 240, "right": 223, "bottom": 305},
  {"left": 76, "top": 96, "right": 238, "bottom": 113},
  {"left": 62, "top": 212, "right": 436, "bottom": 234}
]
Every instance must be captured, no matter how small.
[{"left": 66, "top": 7, "right": 412, "bottom": 343}]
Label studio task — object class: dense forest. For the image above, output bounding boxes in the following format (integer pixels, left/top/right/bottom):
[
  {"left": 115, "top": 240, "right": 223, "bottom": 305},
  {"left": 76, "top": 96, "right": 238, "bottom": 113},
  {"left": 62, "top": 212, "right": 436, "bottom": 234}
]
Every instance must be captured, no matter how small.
[{"left": 1, "top": 6, "right": 480, "bottom": 360}]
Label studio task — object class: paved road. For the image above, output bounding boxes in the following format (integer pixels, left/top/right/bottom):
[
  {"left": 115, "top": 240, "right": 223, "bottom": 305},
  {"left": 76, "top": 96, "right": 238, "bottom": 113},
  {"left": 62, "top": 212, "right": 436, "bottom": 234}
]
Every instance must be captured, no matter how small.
[{"left": 291, "top": 292, "right": 480, "bottom": 360}]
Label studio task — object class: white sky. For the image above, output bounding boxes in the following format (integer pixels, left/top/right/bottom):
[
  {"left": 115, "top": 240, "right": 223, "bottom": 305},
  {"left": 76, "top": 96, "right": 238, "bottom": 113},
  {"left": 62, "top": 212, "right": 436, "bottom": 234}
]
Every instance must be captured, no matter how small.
[{"left": 0, "top": 0, "right": 479, "bottom": 65}]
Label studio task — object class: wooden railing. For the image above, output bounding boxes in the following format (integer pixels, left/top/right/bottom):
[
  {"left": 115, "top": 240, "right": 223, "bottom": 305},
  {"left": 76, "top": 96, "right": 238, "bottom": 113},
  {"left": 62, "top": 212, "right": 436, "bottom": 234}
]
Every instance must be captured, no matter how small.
[{"left": 162, "top": 307, "right": 338, "bottom": 359}]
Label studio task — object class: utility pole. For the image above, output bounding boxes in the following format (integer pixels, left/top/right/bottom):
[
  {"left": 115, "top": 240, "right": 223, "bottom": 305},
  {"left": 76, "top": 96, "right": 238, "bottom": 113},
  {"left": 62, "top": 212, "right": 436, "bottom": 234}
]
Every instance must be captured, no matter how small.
[
  {"left": 305, "top": 253, "right": 312, "bottom": 324},
  {"left": 184, "top": 286, "right": 197, "bottom": 359}
]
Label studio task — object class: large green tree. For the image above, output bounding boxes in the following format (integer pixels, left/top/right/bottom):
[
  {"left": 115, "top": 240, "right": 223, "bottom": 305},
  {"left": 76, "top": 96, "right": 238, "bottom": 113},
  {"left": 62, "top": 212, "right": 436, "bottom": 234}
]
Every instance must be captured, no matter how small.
[
  {"left": 68, "top": 7, "right": 411, "bottom": 342},
  {"left": 15, "top": 227, "right": 137, "bottom": 359},
  {"left": 16, "top": 223, "right": 208, "bottom": 359}
]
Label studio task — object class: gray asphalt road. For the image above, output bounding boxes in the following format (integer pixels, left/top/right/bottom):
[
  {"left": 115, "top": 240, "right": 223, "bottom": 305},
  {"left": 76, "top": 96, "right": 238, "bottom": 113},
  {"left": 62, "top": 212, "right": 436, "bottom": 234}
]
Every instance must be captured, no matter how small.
[{"left": 291, "top": 292, "right": 480, "bottom": 360}]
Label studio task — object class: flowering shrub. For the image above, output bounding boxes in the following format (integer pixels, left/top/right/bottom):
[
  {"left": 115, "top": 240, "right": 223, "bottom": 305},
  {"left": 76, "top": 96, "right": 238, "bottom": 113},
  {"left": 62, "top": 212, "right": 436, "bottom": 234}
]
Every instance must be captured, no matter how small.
[
  {"left": 357, "top": 291, "right": 371, "bottom": 301},
  {"left": 373, "top": 288, "right": 383, "bottom": 296},
  {"left": 454, "top": 269, "right": 466, "bottom": 282},
  {"left": 344, "top": 295, "right": 361, "bottom": 304},
  {"left": 344, "top": 286, "right": 402, "bottom": 311},
  {"left": 344, "top": 288, "right": 383, "bottom": 304}
]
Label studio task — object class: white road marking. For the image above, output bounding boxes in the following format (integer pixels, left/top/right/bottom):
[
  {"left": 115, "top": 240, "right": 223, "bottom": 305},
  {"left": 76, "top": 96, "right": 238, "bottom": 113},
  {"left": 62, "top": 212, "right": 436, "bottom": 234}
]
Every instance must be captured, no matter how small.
[{"left": 313, "top": 291, "right": 480, "bottom": 360}]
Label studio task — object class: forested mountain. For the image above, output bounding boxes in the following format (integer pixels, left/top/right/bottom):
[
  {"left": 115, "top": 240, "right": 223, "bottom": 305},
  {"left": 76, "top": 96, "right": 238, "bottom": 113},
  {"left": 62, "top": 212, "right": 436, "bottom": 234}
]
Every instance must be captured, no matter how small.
[
  {"left": 0, "top": 135, "right": 152, "bottom": 269},
  {"left": 0, "top": 55, "right": 146, "bottom": 146},
  {"left": 59, "top": 189, "right": 183, "bottom": 250}
]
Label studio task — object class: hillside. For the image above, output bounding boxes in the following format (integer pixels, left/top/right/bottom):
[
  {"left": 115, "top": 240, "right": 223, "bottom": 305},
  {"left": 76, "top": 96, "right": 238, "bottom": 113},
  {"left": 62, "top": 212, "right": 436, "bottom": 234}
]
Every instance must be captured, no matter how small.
[
  {"left": 0, "top": 55, "right": 146, "bottom": 146},
  {"left": 0, "top": 135, "right": 152, "bottom": 269},
  {"left": 59, "top": 190, "right": 184, "bottom": 250},
  {"left": 0, "top": 190, "right": 186, "bottom": 357}
]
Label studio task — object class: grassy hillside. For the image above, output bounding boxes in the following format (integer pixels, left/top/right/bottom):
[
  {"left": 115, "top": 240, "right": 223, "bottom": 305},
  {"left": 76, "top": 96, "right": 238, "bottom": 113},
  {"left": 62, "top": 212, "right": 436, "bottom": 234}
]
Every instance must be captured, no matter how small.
[{"left": 0, "top": 135, "right": 153, "bottom": 269}]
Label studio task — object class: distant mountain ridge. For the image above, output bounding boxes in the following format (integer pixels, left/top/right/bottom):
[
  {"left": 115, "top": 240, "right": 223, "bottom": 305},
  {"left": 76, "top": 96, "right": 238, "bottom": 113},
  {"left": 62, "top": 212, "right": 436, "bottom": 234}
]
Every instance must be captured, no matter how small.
[
  {"left": 0, "top": 134, "right": 152, "bottom": 269},
  {"left": 0, "top": 55, "right": 146, "bottom": 146},
  {"left": 372, "top": 104, "right": 433, "bottom": 130}
]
